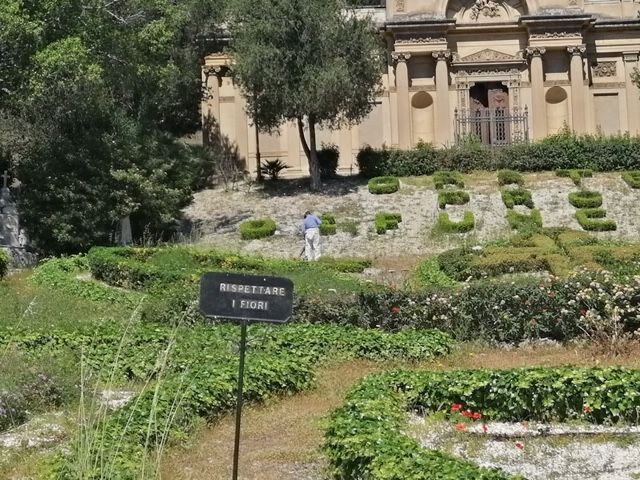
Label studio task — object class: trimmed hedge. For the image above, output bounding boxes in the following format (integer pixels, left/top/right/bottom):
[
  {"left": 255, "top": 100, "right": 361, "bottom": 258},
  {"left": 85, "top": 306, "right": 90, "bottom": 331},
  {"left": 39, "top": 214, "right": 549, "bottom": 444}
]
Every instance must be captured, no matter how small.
[
  {"left": 622, "top": 171, "right": 640, "bottom": 189},
  {"left": 506, "top": 208, "right": 543, "bottom": 232},
  {"left": 438, "top": 190, "right": 470, "bottom": 209},
  {"left": 325, "top": 367, "right": 640, "bottom": 480},
  {"left": 368, "top": 176, "right": 400, "bottom": 194},
  {"left": 576, "top": 208, "right": 617, "bottom": 232},
  {"left": 497, "top": 169, "right": 524, "bottom": 186},
  {"left": 0, "top": 249, "right": 8, "bottom": 278},
  {"left": 239, "top": 218, "right": 277, "bottom": 240},
  {"left": 318, "top": 144, "right": 339, "bottom": 179},
  {"left": 356, "top": 134, "right": 640, "bottom": 178},
  {"left": 433, "top": 170, "right": 464, "bottom": 189},
  {"left": 375, "top": 212, "right": 402, "bottom": 234},
  {"left": 436, "top": 211, "right": 475, "bottom": 233},
  {"left": 556, "top": 168, "right": 593, "bottom": 186},
  {"left": 320, "top": 213, "right": 337, "bottom": 236},
  {"left": 501, "top": 188, "right": 534, "bottom": 209},
  {"left": 568, "top": 190, "right": 603, "bottom": 209}
]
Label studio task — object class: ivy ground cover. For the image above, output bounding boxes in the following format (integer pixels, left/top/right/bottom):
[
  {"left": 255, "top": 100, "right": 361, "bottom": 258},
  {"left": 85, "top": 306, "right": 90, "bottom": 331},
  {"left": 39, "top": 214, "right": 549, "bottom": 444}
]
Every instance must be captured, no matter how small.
[{"left": 326, "top": 367, "right": 640, "bottom": 480}]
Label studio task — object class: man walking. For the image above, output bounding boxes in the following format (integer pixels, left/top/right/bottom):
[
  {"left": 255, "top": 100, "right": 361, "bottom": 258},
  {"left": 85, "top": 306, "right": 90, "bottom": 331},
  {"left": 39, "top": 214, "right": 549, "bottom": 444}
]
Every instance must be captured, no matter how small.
[{"left": 303, "top": 210, "right": 322, "bottom": 261}]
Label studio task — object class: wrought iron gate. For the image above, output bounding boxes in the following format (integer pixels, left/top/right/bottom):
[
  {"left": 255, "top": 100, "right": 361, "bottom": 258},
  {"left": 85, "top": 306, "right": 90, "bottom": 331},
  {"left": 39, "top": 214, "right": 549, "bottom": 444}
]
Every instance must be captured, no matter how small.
[{"left": 454, "top": 106, "right": 529, "bottom": 146}]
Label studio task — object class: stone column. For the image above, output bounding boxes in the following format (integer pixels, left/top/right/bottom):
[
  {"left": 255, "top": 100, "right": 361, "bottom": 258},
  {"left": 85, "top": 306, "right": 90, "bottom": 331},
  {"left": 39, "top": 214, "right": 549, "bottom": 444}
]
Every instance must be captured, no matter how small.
[
  {"left": 624, "top": 52, "right": 640, "bottom": 136},
  {"left": 203, "top": 66, "right": 223, "bottom": 124},
  {"left": 526, "top": 47, "right": 547, "bottom": 139},
  {"left": 568, "top": 45, "right": 587, "bottom": 133},
  {"left": 392, "top": 52, "right": 411, "bottom": 149},
  {"left": 433, "top": 50, "right": 452, "bottom": 146}
]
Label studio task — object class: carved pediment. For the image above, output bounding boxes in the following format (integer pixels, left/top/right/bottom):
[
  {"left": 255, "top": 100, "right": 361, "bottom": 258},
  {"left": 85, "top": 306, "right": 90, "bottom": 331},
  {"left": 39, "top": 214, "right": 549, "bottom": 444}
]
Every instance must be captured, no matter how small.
[{"left": 459, "top": 49, "right": 518, "bottom": 62}]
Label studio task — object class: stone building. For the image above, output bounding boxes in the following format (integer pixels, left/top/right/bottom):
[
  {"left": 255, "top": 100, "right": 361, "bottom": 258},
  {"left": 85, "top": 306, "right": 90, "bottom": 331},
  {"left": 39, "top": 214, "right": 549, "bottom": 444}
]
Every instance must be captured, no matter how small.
[{"left": 202, "top": 0, "right": 640, "bottom": 175}]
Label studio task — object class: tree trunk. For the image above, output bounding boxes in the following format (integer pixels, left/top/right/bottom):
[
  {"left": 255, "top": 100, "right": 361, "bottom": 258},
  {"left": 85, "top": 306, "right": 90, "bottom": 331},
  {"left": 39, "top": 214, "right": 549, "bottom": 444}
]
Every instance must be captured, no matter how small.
[
  {"left": 297, "top": 116, "right": 321, "bottom": 191},
  {"left": 255, "top": 119, "right": 263, "bottom": 182}
]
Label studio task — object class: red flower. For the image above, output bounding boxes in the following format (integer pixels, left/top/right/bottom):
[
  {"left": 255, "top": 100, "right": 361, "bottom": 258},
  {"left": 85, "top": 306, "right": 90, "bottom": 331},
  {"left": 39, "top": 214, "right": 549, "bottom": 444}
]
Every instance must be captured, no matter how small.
[
  {"left": 462, "top": 409, "right": 473, "bottom": 418},
  {"left": 472, "top": 412, "right": 482, "bottom": 421},
  {"left": 451, "top": 403, "right": 462, "bottom": 412},
  {"left": 515, "top": 441, "right": 525, "bottom": 450},
  {"left": 482, "top": 423, "right": 489, "bottom": 433},
  {"left": 583, "top": 405, "right": 593, "bottom": 414},
  {"left": 455, "top": 423, "right": 467, "bottom": 432},
  {"left": 390, "top": 305, "right": 401, "bottom": 314}
]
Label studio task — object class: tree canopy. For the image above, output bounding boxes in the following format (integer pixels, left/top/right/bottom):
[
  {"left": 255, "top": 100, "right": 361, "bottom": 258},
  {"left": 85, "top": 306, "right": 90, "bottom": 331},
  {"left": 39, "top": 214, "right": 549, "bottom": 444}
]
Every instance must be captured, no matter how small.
[
  {"left": 0, "top": 0, "right": 227, "bottom": 254},
  {"left": 229, "top": 0, "right": 384, "bottom": 190}
]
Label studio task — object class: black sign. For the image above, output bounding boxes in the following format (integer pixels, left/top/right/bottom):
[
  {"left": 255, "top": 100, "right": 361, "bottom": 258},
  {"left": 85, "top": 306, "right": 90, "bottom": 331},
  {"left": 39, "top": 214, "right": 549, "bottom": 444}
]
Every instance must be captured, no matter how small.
[{"left": 199, "top": 272, "right": 294, "bottom": 323}]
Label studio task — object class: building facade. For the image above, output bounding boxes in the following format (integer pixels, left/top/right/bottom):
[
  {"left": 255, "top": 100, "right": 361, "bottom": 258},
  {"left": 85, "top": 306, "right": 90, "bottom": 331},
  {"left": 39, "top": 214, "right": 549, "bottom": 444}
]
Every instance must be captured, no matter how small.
[{"left": 202, "top": 0, "right": 640, "bottom": 175}]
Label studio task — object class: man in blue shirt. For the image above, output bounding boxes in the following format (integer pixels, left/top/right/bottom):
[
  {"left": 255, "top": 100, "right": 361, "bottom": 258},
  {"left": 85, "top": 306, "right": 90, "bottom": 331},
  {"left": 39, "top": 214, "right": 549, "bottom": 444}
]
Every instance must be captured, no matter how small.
[{"left": 303, "top": 210, "right": 322, "bottom": 261}]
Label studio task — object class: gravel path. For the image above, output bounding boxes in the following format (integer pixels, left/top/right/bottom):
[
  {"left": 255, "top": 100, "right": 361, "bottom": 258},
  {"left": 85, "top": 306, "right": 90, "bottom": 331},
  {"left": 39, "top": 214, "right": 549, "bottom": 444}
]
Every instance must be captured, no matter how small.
[{"left": 183, "top": 172, "right": 640, "bottom": 259}]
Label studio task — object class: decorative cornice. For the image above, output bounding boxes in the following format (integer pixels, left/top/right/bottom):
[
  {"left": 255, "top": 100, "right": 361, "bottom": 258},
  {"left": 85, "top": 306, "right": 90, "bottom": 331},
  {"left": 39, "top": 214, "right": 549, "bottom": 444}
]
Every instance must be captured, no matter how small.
[
  {"left": 623, "top": 52, "right": 639, "bottom": 63},
  {"left": 530, "top": 31, "right": 579, "bottom": 39},
  {"left": 525, "top": 47, "right": 546, "bottom": 58},
  {"left": 391, "top": 52, "right": 411, "bottom": 63},
  {"left": 567, "top": 45, "right": 587, "bottom": 57},
  {"left": 432, "top": 50, "right": 452, "bottom": 62},
  {"left": 592, "top": 61, "right": 617, "bottom": 78},
  {"left": 456, "top": 67, "right": 521, "bottom": 76},
  {"left": 395, "top": 36, "right": 446, "bottom": 45}
]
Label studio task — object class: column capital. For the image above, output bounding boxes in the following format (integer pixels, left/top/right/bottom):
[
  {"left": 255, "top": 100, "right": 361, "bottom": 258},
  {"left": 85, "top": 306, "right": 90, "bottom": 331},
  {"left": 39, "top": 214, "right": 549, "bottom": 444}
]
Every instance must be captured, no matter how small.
[
  {"left": 203, "top": 65, "right": 229, "bottom": 77},
  {"left": 567, "top": 45, "right": 586, "bottom": 57},
  {"left": 432, "top": 50, "right": 452, "bottom": 62},
  {"left": 623, "top": 52, "right": 639, "bottom": 63},
  {"left": 525, "top": 47, "right": 546, "bottom": 59},
  {"left": 391, "top": 52, "right": 411, "bottom": 64}
]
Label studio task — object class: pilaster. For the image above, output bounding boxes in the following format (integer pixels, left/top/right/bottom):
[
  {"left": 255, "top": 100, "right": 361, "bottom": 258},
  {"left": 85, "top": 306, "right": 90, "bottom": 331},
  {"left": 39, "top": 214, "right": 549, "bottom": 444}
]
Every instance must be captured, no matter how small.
[
  {"left": 567, "top": 45, "right": 587, "bottom": 134},
  {"left": 392, "top": 52, "right": 411, "bottom": 149},
  {"left": 623, "top": 52, "right": 640, "bottom": 136},
  {"left": 525, "top": 47, "right": 547, "bottom": 139},
  {"left": 433, "top": 50, "right": 452, "bottom": 146}
]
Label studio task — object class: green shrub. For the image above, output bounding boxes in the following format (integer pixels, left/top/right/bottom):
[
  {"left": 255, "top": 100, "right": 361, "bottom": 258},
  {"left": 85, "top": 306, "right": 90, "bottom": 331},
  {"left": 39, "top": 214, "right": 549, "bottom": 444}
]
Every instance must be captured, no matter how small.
[
  {"left": 622, "top": 171, "right": 640, "bottom": 189},
  {"left": 375, "top": 212, "right": 402, "bottom": 234},
  {"left": 497, "top": 169, "right": 524, "bottom": 186},
  {"left": 239, "top": 218, "right": 277, "bottom": 240},
  {"left": 433, "top": 170, "right": 464, "bottom": 189},
  {"left": 356, "top": 144, "right": 439, "bottom": 178},
  {"left": 368, "top": 176, "right": 400, "bottom": 194},
  {"left": 436, "top": 211, "right": 475, "bottom": 233},
  {"left": 506, "top": 209, "right": 543, "bottom": 233},
  {"left": 260, "top": 159, "right": 289, "bottom": 180},
  {"left": 318, "top": 144, "right": 339, "bottom": 179},
  {"left": 0, "top": 249, "right": 9, "bottom": 278},
  {"left": 325, "top": 367, "right": 640, "bottom": 480},
  {"left": 576, "top": 208, "right": 617, "bottom": 232},
  {"left": 568, "top": 190, "right": 603, "bottom": 208},
  {"left": 438, "top": 190, "right": 470, "bottom": 209},
  {"left": 556, "top": 168, "right": 593, "bottom": 186},
  {"left": 501, "top": 188, "right": 534, "bottom": 209},
  {"left": 319, "top": 213, "right": 337, "bottom": 236}
]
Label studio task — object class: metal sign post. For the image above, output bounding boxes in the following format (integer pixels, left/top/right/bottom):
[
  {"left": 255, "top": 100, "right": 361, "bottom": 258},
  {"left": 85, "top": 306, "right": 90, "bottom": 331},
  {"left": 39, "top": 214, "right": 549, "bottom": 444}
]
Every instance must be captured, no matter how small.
[{"left": 199, "top": 272, "right": 294, "bottom": 480}]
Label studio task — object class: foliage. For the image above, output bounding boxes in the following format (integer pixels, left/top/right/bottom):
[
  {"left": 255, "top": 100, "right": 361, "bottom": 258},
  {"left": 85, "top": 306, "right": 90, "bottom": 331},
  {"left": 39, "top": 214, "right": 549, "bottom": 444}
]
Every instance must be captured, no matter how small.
[
  {"left": 407, "top": 258, "right": 457, "bottom": 290},
  {"left": 438, "top": 190, "right": 470, "bottom": 209},
  {"left": 433, "top": 170, "right": 465, "bottom": 189},
  {"left": 568, "top": 190, "right": 603, "bottom": 208},
  {"left": 375, "top": 212, "right": 402, "bottom": 234},
  {"left": 320, "top": 213, "right": 337, "bottom": 236},
  {"left": 229, "top": 0, "right": 384, "bottom": 190},
  {"left": 622, "top": 171, "right": 640, "bottom": 189},
  {"left": 576, "top": 208, "right": 617, "bottom": 232},
  {"left": 556, "top": 168, "right": 593, "bottom": 186},
  {"left": 497, "top": 169, "right": 524, "bottom": 186},
  {"left": 0, "top": 249, "right": 8, "bottom": 278},
  {"left": 357, "top": 133, "right": 640, "bottom": 177},
  {"left": 1, "top": 0, "right": 226, "bottom": 254},
  {"left": 325, "top": 367, "right": 640, "bottom": 479},
  {"left": 318, "top": 144, "right": 340, "bottom": 179},
  {"left": 239, "top": 218, "right": 278, "bottom": 240},
  {"left": 436, "top": 211, "right": 475, "bottom": 234},
  {"left": 357, "top": 144, "right": 439, "bottom": 178},
  {"left": 501, "top": 188, "right": 534, "bottom": 209},
  {"left": 506, "top": 208, "right": 543, "bottom": 233},
  {"left": 368, "top": 176, "right": 400, "bottom": 194},
  {"left": 260, "top": 159, "right": 289, "bottom": 180}
]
